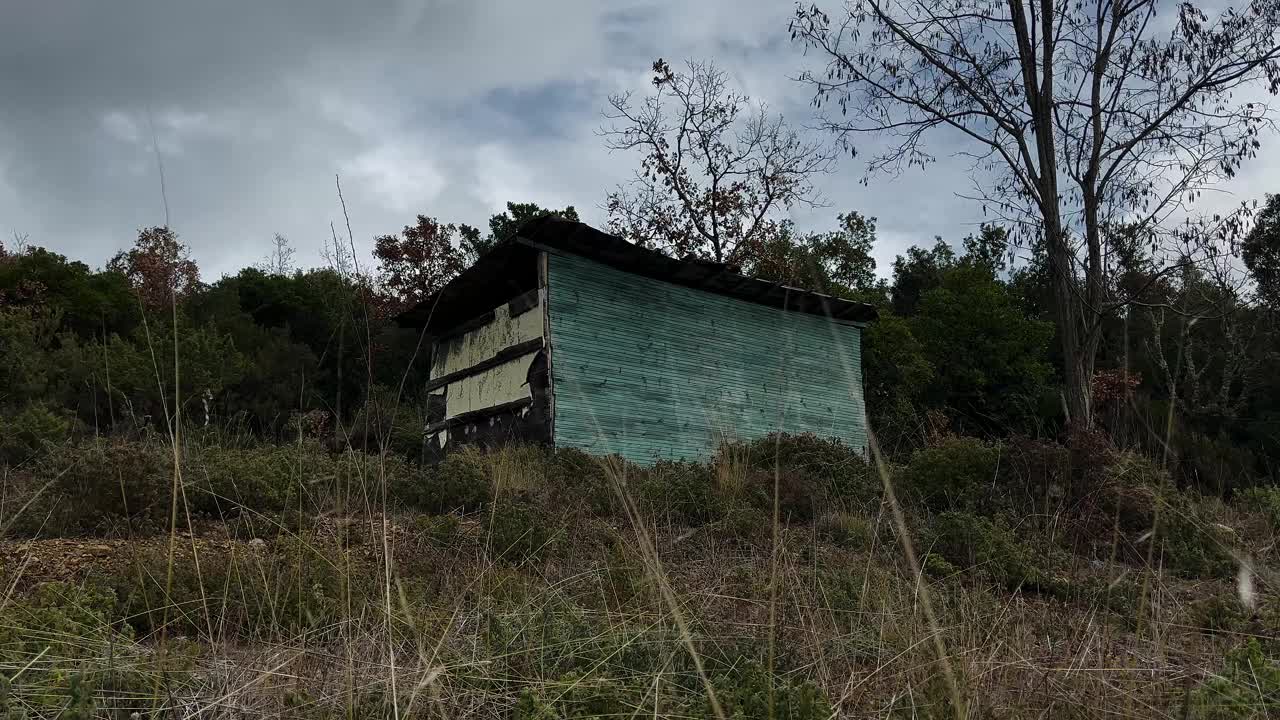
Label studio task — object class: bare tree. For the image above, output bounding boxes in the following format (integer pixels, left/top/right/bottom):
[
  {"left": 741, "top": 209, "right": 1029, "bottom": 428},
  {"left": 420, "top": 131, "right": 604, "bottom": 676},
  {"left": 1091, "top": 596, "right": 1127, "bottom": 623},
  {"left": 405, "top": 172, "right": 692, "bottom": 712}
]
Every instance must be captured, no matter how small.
[
  {"left": 261, "top": 233, "right": 296, "bottom": 276},
  {"left": 602, "top": 59, "right": 835, "bottom": 265},
  {"left": 791, "top": 0, "right": 1280, "bottom": 427}
]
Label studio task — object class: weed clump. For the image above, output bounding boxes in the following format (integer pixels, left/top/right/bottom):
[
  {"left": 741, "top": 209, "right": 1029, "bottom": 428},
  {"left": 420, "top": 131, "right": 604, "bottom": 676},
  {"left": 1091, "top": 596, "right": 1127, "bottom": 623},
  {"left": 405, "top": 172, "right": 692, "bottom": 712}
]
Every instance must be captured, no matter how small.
[
  {"left": 0, "top": 582, "right": 177, "bottom": 718},
  {"left": 1190, "top": 639, "right": 1280, "bottom": 718}
]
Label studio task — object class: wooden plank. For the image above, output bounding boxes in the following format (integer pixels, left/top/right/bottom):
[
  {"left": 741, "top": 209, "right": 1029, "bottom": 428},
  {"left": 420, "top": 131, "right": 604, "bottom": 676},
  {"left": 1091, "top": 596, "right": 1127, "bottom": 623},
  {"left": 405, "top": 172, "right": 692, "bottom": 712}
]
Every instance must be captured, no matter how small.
[
  {"left": 436, "top": 309, "right": 496, "bottom": 342},
  {"left": 538, "top": 250, "right": 556, "bottom": 448},
  {"left": 425, "top": 337, "right": 543, "bottom": 391},
  {"left": 425, "top": 397, "right": 534, "bottom": 434}
]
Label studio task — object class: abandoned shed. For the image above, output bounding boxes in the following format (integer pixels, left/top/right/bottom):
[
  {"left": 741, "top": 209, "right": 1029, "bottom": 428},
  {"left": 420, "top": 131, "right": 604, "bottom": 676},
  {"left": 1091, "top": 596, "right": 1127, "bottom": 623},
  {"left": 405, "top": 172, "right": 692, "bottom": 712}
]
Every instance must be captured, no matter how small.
[{"left": 397, "top": 218, "right": 877, "bottom": 464}]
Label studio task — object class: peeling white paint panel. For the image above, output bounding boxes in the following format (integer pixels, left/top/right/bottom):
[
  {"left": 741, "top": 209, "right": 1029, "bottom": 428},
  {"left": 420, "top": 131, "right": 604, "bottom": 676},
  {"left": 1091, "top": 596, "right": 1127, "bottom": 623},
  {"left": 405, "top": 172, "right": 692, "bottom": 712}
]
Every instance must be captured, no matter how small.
[
  {"left": 444, "top": 351, "right": 539, "bottom": 418},
  {"left": 432, "top": 301, "right": 543, "bottom": 379}
]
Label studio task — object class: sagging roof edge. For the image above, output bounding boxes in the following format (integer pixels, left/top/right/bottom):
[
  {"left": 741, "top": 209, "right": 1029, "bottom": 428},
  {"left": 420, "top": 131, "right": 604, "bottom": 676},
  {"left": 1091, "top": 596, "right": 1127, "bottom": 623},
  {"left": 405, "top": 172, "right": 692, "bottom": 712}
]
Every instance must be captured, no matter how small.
[{"left": 396, "top": 217, "right": 879, "bottom": 332}]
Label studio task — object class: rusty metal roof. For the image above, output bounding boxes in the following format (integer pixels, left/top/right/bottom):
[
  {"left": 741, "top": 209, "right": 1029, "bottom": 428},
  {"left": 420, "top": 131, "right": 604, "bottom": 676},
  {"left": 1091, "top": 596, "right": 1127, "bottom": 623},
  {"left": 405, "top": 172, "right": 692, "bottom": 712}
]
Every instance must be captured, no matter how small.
[{"left": 396, "top": 218, "right": 879, "bottom": 332}]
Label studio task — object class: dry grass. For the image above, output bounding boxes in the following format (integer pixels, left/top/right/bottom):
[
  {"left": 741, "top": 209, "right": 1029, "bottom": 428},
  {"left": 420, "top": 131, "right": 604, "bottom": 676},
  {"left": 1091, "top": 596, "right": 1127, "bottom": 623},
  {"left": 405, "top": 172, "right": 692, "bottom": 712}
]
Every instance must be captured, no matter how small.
[{"left": 1, "top": 443, "right": 1274, "bottom": 719}]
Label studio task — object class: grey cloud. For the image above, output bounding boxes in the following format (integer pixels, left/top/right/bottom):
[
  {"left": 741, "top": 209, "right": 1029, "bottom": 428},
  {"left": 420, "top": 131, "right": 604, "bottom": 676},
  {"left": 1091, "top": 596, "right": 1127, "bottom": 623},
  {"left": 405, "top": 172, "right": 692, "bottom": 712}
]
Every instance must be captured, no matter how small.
[{"left": 1, "top": 1, "right": 1263, "bottom": 282}]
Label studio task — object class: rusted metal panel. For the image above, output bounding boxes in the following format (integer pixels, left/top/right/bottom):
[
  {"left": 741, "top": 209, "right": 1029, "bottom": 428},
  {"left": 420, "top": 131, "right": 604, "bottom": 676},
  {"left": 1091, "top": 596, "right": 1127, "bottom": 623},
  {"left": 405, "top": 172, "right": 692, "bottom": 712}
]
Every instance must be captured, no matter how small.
[{"left": 546, "top": 252, "right": 868, "bottom": 464}]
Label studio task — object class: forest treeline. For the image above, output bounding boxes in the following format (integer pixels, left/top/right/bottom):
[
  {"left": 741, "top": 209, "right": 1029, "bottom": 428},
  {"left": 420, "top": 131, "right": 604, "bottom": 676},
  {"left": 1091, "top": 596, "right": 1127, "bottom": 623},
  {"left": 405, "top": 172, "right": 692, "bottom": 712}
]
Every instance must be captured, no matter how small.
[{"left": 1, "top": 192, "right": 1276, "bottom": 495}]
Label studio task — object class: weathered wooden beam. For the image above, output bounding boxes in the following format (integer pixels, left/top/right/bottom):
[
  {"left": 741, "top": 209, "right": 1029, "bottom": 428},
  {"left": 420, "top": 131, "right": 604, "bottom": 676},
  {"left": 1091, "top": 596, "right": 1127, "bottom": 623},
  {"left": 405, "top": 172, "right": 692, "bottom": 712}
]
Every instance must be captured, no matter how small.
[
  {"left": 425, "top": 397, "right": 535, "bottom": 434},
  {"left": 424, "top": 337, "right": 544, "bottom": 392},
  {"left": 507, "top": 287, "right": 540, "bottom": 318}
]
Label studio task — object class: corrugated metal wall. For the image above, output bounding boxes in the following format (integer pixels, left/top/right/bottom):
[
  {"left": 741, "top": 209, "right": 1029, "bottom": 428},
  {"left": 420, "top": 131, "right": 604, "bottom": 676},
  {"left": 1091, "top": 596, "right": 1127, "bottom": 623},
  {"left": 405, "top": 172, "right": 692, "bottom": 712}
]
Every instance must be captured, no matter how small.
[{"left": 547, "top": 252, "right": 868, "bottom": 464}]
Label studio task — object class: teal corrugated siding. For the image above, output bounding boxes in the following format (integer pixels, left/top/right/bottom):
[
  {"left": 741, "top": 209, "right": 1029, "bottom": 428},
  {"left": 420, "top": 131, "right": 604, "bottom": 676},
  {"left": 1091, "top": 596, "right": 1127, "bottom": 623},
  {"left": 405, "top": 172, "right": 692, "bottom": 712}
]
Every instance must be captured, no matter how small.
[{"left": 546, "top": 252, "right": 867, "bottom": 464}]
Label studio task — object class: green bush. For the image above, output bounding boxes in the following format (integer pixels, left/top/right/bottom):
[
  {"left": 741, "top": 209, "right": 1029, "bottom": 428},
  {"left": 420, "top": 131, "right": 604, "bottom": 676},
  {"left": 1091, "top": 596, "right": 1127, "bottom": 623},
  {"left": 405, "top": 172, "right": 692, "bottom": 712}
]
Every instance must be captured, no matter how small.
[
  {"left": 1190, "top": 639, "right": 1280, "bottom": 719},
  {"left": 10, "top": 438, "right": 173, "bottom": 535},
  {"left": 724, "top": 433, "right": 878, "bottom": 514},
  {"left": 817, "top": 511, "right": 876, "bottom": 549},
  {"left": 486, "top": 499, "right": 560, "bottom": 564},
  {"left": 0, "top": 582, "right": 175, "bottom": 718},
  {"left": 633, "top": 460, "right": 723, "bottom": 525},
  {"left": 925, "top": 511, "right": 1048, "bottom": 590},
  {"left": 412, "top": 448, "right": 492, "bottom": 513},
  {"left": 899, "top": 437, "right": 1002, "bottom": 512},
  {"left": 0, "top": 402, "right": 73, "bottom": 464}
]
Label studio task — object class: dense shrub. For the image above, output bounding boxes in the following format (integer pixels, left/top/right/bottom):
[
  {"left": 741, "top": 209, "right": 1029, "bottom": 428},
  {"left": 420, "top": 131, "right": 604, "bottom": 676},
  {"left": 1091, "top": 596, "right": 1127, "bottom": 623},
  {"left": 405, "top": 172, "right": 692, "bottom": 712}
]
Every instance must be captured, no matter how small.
[
  {"left": 724, "top": 433, "right": 878, "bottom": 514},
  {"left": 899, "top": 437, "right": 1003, "bottom": 512},
  {"left": 8, "top": 438, "right": 173, "bottom": 535},
  {"left": 403, "top": 447, "right": 492, "bottom": 513},
  {"left": 0, "top": 402, "right": 74, "bottom": 464},
  {"left": 925, "top": 511, "right": 1049, "bottom": 590},
  {"left": 633, "top": 460, "right": 723, "bottom": 525},
  {"left": 485, "top": 499, "right": 561, "bottom": 564}
]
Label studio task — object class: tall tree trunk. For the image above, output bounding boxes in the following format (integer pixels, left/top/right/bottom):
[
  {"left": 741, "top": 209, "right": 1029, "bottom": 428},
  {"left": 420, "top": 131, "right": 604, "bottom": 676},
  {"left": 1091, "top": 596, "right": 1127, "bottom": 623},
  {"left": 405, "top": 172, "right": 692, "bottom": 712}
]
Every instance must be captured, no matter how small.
[
  {"left": 1018, "top": 0, "right": 1094, "bottom": 429},
  {"left": 1044, "top": 178, "right": 1091, "bottom": 427}
]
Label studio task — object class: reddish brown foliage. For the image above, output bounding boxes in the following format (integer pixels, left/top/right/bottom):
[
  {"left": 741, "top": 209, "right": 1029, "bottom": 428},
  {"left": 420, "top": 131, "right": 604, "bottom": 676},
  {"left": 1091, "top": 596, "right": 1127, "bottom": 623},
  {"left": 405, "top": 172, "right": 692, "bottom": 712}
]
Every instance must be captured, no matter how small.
[
  {"left": 1091, "top": 369, "right": 1141, "bottom": 407},
  {"left": 108, "top": 226, "right": 200, "bottom": 314},
  {"left": 373, "top": 215, "right": 467, "bottom": 314}
]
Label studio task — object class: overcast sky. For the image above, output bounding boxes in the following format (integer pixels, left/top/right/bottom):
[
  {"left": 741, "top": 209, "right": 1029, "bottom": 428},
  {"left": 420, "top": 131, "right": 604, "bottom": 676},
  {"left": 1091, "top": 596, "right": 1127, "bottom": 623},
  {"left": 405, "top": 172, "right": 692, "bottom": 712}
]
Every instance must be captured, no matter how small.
[{"left": 2, "top": 1, "right": 1278, "bottom": 281}]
